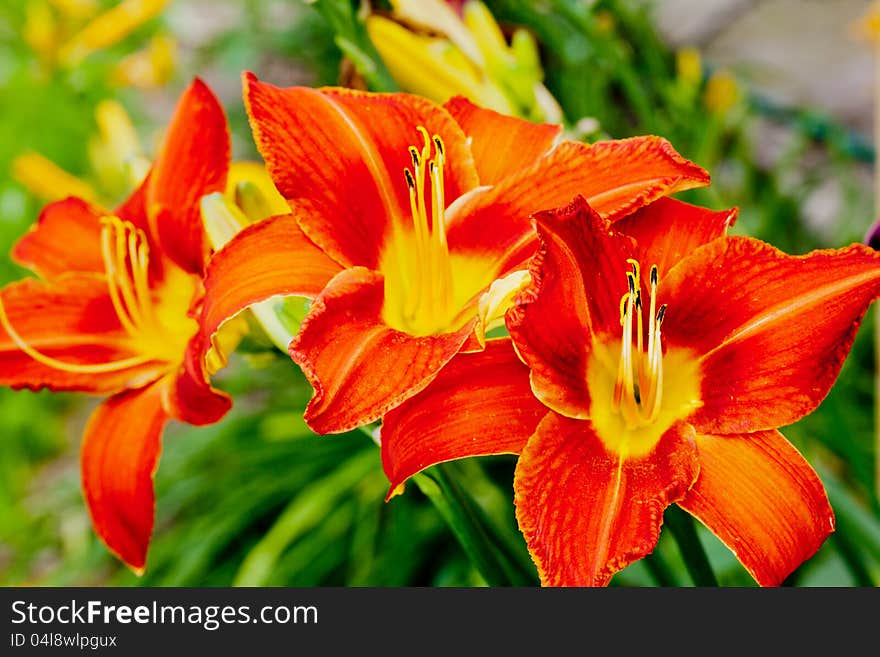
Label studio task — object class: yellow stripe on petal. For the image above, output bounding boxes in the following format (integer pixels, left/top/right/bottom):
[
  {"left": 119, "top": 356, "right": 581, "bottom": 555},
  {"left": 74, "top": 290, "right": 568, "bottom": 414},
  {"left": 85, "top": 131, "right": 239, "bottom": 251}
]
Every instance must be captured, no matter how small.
[{"left": 12, "top": 152, "right": 100, "bottom": 204}]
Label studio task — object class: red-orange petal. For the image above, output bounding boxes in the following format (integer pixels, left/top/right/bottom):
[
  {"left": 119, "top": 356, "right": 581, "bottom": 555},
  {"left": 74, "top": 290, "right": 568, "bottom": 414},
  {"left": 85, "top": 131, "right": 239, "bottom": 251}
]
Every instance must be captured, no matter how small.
[
  {"left": 200, "top": 213, "right": 343, "bottom": 344},
  {"left": 506, "top": 196, "right": 635, "bottom": 418},
  {"left": 147, "top": 78, "right": 230, "bottom": 275},
  {"left": 445, "top": 136, "right": 709, "bottom": 276},
  {"left": 444, "top": 95, "right": 561, "bottom": 185},
  {"left": 243, "top": 73, "right": 479, "bottom": 270},
  {"left": 678, "top": 429, "right": 834, "bottom": 586},
  {"left": 11, "top": 197, "right": 106, "bottom": 277},
  {"left": 514, "top": 413, "right": 699, "bottom": 586},
  {"left": 380, "top": 338, "right": 547, "bottom": 497},
  {"left": 614, "top": 197, "right": 738, "bottom": 278},
  {"left": 0, "top": 276, "right": 163, "bottom": 393},
  {"left": 81, "top": 380, "right": 168, "bottom": 572},
  {"left": 114, "top": 170, "right": 152, "bottom": 233},
  {"left": 289, "top": 266, "right": 477, "bottom": 434},
  {"left": 164, "top": 354, "right": 231, "bottom": 426},
  {"left": 661, "top": 237, "right": 880, "bottom": 434}
]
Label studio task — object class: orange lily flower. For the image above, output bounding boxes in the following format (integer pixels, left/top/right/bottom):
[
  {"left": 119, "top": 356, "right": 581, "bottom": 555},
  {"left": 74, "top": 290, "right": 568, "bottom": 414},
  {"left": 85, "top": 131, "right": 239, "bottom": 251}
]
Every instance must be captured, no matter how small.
[
  {"left": 381, "top": 194, "right": 880, "bottom": 586},
  {"left": 0, "top": 79, "right": 231, "bottom": 572},
  {"left": 198, "top": 72, "right": 709, "bottom": 435}
]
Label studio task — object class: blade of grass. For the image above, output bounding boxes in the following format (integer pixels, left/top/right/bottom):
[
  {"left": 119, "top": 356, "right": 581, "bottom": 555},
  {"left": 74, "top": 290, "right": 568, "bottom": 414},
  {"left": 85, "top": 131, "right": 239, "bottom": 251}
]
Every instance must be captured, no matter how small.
[
  {"left": 232, "top": 448, "right": 379, "bottom": 586},
  {"left": 664, "top": 505, "right": 719, "bottom": 586}
]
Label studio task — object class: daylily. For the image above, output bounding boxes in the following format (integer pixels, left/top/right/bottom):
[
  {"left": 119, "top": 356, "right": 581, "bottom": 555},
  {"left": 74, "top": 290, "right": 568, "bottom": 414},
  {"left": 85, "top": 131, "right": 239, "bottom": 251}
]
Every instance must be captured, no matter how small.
[
  {"left": 197, "top": 73, "right": 709, "bottom": 435},
  {"left": 0, "top": 78, "right": 231, "bottom": 572},
  {"left": 381, "top": 194, "right": 880, "bottom": 586},
  {"left": 201, "top": 161, "right": 311, "bottom": 358}
]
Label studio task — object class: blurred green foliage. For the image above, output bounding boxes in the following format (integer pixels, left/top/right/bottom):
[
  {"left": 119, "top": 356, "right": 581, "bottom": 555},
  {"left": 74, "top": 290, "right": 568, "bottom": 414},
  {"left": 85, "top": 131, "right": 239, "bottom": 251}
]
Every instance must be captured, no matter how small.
[{"left": 1, "top": 0, "right": 879, "bottom": 587}]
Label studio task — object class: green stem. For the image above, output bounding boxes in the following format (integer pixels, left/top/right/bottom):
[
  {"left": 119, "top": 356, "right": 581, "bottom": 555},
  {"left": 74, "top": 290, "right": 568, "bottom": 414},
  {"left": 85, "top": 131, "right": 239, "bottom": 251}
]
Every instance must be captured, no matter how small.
[
  {"left": 829, "top": 531, "right": 876, "bottom": 587},
  {"left": 309, "top": 0, "right": 399, "bottom": 92},
  {"left": 356, "top": 427, "right": 535, "bottom": 585},
  {"left": 414, "top": 464, "right": 534, "bottom": 586},
  {"left": 664, "top": 505, "right": 719, "bottom": 586},
  {"left": 642, "top": 549, "right": 680, "bottom": 587}
]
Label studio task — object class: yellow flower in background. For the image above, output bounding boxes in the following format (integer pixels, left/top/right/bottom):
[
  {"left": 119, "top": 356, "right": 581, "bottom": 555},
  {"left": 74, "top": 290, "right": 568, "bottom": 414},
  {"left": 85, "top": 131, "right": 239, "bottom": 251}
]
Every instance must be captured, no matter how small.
[
  {"left": 111, "top": 33, "right": 177, "bottom": 89},
  {"left": 21, "top": 0, "right": 175, "bottom": 85},
  {"left": 13, "top": 99, "right": 148, "bottom": 207},
  {"left": 703, "top": 69, "right": 740, "bottom": 116},
  {"left": 853, "top": 0, "right": 880, "bottom": 42},
  {"left": 58, "top": 0, "right": 169, "bottom": 66},
  {"left": 88, "top": 99, "right": 152, "bottom": 199},
  {"left": 11, "top": 152, "right": 101, "bottom": 205},
  {"left": 366, "top": 0, "right": 563, "bottom": 123},
  {"left": 676, "top": 47, "right": 702, "bottom": 87}
]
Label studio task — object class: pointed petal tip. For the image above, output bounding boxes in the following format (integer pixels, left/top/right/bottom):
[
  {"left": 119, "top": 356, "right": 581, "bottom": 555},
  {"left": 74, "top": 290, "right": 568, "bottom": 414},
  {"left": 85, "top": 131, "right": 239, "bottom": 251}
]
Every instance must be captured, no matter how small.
[
  {"left": 241, "top": 70, "right": 259, "bottom": 89},
  {"left": 385, "top": 482, "right": 406, "bottom": 502}
]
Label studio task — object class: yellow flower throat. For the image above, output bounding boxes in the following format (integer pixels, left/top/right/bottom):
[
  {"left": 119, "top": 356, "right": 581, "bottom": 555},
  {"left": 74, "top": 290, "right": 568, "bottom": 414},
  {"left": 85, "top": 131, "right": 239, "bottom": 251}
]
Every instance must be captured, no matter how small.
[
  {"left": 381, "top": 126, "right": 532, "bottom": 338},
  {"left": 587, "top": 259, "right": 702, "bottom": 458},
  {"left": 614, "top": 259, "right": 666, "bottom": 428},
  {"left": 0, "top": 216, "right": 196, "bottom": 374},
  {"left": 386, "top": 127, "right": 455, "bottom": 334}
]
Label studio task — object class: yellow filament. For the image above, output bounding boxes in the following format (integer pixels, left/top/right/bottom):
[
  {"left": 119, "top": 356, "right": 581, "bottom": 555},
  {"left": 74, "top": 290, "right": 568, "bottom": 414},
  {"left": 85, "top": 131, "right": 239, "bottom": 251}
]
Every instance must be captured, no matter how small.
[
  {"left": 613, "top": 260, "right": 666, "bottom": 427},
  {"left": 391, "top": 126, "right": 455, "bottom": 333},
  {"left": 101, "top": 220, "right": 139, "bottom": 336},
  {"left": 0, "top": 297, "right": 153, "bottom": 374},
  {"left": 0, "top": 215, "right": 174, "bottom": 375}
]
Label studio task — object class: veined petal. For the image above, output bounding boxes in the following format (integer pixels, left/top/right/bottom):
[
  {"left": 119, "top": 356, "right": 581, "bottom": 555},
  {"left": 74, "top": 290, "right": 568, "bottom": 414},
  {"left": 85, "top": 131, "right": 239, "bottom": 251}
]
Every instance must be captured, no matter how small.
[
  {"left": 164, "top": 350, "right": 231, "bottom": 426},
  {"left": 0, "top": 276, "right": 163, "bottom": 393},
  {"left": 289, "top": 267, "right": 476, "bottom": 434},
  {"left": 661, "top": 237, "right": 880, "bottom": 434},
  {"left": 514, "top": 413, "right": 699, "bottom": 586},
  {"left": 147, "top": 78, "right": 230, "bottom": 275},
  {"left": 445, "top": 136, "right": 709, "bottom": 276},
  {"left": 114, "top": 169, "right": 152, "bottom": 232},
  {"left": 200, "top": 213, "right": 343, "bottom": 347},
  {"left": 81, "top": 380, "right": 168, "bottom": 572},
  {"left": 444, "top": 95, "right": 561, "bottom": 185},
  {"left": 506, "top": 196, "right": 635, "bottom": 418},
  {"left": 242, "top": 73, "right": 479, "bottom": 270},
  {"left": 678, "top": 429, "right": 834, "bottom": 587},
  {"left": 380, "top": 338, "right": 547, "bottom": 497},
  {"left": 11, "top": 197, "right": 106, "bottom": 277},
  {"left": 614, "top": 197, "right": 738, "bottom": 278}
]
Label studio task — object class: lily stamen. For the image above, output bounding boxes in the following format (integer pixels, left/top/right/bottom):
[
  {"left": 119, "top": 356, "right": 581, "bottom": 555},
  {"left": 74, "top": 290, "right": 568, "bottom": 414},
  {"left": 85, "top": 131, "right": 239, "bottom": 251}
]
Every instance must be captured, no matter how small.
[
  {"left": 0, "top": 216, "right": 175, "bottom": 375},
  {"left": 613, "top": 260, "right": 666, "bottom": 427},
  {"left": 396, "top": 126, "right": 454, "bottom": 332}
]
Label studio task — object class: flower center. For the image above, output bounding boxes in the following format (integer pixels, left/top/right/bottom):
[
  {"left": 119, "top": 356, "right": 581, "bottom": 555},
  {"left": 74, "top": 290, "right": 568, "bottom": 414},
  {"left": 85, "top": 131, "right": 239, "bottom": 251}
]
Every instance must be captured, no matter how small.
[
  {"left": 613, "top": 259, "right": 666, "bottom": 428},
  {"left": 381, "top": 127, "right": 495, "bottom": 337},
  {"left": 587, "top": 259, "right": 702, "bottom": 458},
  {"left": 0, "top": 216, "right": 197, "bottom": 374}
]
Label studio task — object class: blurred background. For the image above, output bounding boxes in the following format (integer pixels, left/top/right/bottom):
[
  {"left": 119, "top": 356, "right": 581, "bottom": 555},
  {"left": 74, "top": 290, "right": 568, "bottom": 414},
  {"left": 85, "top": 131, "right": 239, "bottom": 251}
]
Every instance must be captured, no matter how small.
[{"left": 1, "top": 0, "right": 879, "bottom": 587}]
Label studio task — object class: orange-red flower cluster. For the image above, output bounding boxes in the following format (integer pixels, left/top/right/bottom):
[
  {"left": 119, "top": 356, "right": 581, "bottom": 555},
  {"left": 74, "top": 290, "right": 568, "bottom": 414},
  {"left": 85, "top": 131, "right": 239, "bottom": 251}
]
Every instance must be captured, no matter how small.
[{"left": 4, "top": 74, "right": 879, "bottom": 586}]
